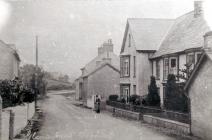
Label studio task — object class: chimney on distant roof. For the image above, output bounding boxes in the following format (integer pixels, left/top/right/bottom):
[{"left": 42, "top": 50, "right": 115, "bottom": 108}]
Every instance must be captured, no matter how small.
[
  {"left": 194, "top": 1, "right": 203, "bottom": 18},
  {"left": 98, "top": 39, "right": 114, "bottom": 56}
]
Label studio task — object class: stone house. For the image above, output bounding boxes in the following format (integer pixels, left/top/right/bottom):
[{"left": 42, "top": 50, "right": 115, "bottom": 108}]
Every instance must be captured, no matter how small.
[
  {"left": 184, "top": 31, "right": 212, "bottom": 140},
  {"left": 0, "top": 40, "right": 20, "bottom": 80},
  {"left": 150, "top": 1, "right": 210, "bottom": 107},
  {"left": 120, "top": 18, "right": 174, "bottom": 102},
  {"left": 75, "top": 39, "right": 120, "bottom": 106}
]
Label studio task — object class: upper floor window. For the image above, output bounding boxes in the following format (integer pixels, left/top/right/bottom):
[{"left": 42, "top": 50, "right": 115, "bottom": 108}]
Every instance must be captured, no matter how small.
[
  {"left": 133, "top": 56, "right": 136, "bottom": 77},
  {"left": 128, "top": 34, "right": 131, "bottom": 47},
  {"left": 163, "top": 57, "right": 178, "bottom": 80},
  {"left": 187, "top": 53, "right": 195, "bottom": 65},
  {"left": 195, "top": 52, "right": 202, "bottom": 64},
  {"left": 120, "top": 56, "right": 130, "bottom": 77},
  {"left": 156, "top": 60, "right": 160, "bottom": 79},
  {"left": 163, "top": 58, "right": 169, "bottom": 80},
  {"left": 169, "top": 57, "right": 178, "bottom": 75}
]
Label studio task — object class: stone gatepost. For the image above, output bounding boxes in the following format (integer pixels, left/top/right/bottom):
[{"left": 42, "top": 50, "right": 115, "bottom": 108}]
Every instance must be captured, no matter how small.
[
  {"left": 9, "top": 110, "right": 15, "bottom": 140},
  {"left": 0, "top": 96, "right": 2, "bottom": 140}
]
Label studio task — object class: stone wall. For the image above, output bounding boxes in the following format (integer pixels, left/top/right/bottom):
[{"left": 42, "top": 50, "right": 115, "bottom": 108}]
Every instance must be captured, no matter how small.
[
  {"left": 105, "top": 106, "right": 141, "bottom": 120},
  {"left": 143, "top": 115, "right": 190, "bottom": 134},
  {"left": 1, "top": 102, "right": 35, "bottom": 140}
]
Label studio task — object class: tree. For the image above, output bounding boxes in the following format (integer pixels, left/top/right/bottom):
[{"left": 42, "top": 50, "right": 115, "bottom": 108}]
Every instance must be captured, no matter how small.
[
  {"left": 58, "top": 74, "right": 69, "bottom": 83},
  {"left": 147, "top": 76, "right": 160, "bottom": 106},
  {"left": 20, "top": 64, "right": 47, "bottom": 97}
]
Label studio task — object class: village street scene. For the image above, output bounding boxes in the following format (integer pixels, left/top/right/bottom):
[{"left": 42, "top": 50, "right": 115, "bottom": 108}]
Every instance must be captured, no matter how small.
[{"left": 0, "top": 0, "right": 212, "bottom": 140}]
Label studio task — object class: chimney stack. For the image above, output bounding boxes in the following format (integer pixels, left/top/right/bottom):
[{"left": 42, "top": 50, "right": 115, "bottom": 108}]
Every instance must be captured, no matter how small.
[
  {"left": 98, "top": 39, "right": 114, "bottom": 56},
  {"left": 194, "top": 1, "right": 203, "bottom": 18}
]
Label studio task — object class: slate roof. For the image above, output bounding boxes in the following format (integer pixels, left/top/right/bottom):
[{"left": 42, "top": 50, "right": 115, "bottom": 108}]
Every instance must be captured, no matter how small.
[
  {"left": 152, "top": 11, "right": 211, "bottom": 58},
  {"left": 81, "top": 51, "right": 120, "bottom": 77},
  {"left": 84, "top": 63, "right": 120, "bottom": 78},
  {"left": 121, "top": 18, "right": 174, "bottom": 53}
]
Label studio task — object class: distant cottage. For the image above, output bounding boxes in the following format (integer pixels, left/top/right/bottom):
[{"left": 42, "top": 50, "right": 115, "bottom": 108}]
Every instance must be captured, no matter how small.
[
  {"left": 75, "top": 39, "right": 120, "bottom": 108},
  {"left": 0, "top": 40, "right": 20, "bottom": 80}
]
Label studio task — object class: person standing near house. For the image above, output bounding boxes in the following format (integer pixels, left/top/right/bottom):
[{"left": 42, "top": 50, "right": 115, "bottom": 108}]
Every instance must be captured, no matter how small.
[{"left": 95, "top": 95, "right": 101, "bottom": 113}]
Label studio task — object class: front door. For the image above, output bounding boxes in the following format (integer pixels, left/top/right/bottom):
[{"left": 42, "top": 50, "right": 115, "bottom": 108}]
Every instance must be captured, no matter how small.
[{"left": 121, "top": 84, "right": 130, "bottom": 103}]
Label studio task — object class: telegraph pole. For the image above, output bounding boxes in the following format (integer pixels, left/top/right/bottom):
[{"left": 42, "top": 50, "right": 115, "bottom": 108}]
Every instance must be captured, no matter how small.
[{"left": 35, "top": 35, "right": 38, "bottom": 109}]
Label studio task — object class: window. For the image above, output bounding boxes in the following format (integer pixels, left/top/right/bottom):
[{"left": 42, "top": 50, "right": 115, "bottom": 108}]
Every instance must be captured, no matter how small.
[
  {"left": 163, "top": 57, "right": 178, "bottom": 80},
  {"left": 187, "top": 53, "right": 195, "bottom": 65},
  {"left": 195, "top": 52, "right": 202, "bottom": 64},
  {"left": 163, "top": 58, "right": 169, "bottom": 80},
  {"left": 156, "top": 60, "right": 160, "bottom": 79},
  {"left": 120, "top": 56, "right": 130, "bottom": 77},
  {"left": 169, "top": 57, "right": 178, "bottom": 75},
  {"left": 128, "top": 34, "right": 131, "bottom": 47},
  {"left": 133, "top": 56, "right": 136, "bottom": 77}
]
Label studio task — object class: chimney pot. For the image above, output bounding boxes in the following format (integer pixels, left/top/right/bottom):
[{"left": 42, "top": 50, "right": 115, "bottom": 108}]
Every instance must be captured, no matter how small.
[{"left": 194, "top": 1, "right": 203, "bottom": 18}]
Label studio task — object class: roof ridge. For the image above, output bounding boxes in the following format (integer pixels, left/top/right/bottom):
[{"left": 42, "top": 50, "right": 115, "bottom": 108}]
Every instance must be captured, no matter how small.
[
  {"left": 127, "top": 17, "right": 174, "bottom": 21},
  {"left": 174, "top": 10, "right": 194, "bottom": 20},
  {"left": 83, "top": 63, "right": 119, "bottom": 77}
]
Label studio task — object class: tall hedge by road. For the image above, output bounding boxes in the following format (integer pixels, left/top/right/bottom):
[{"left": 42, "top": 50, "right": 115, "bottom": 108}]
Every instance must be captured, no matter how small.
[{"left": 0, "top": 78, "right": 34, "bottom": 108}]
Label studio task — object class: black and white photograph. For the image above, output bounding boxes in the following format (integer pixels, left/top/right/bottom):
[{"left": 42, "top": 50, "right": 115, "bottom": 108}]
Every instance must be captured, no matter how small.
[{"left": 0, "top": 0, "right": 212, "bottom": 139}]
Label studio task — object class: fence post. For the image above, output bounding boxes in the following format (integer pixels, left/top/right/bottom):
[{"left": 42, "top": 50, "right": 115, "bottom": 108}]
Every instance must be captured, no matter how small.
[
  {"left": 9, "top": 110, "right": 15, "bottom": 140},
  {"left": 0, "top": 97, "right": 2, "bottom": 140}
]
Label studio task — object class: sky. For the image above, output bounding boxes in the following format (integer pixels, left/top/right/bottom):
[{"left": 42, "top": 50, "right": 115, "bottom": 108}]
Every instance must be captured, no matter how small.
[{"left": 0, "top": 0, "right": 211, "bottom": 81}]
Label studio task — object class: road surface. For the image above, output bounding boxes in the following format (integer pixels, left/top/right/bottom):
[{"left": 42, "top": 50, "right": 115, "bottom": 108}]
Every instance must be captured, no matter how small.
[{"left": 37, "top": 90, "right": 181, "bottom": 140}]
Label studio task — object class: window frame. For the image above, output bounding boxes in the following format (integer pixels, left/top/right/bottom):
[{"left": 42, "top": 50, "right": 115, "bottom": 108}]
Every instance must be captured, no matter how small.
[
  {"left": 163, "top": 56, "right": 179, "bottom": 80},
  {"left": 120, "top": 55, "right": 130, "bottom": 78},
  {"left": 195, "top": 52, "right": 202, "bottom": 64},
  {"left": 133, "top": 56, "right": 136, "bottom": 77},
  {"left": 163, "top": 58, "right": 169, "bottom": 80},
  {"left": 156, "top": 60, "right": 160, "bottom": 80},
  {"left": 128, "top": 34, "right": 131, "bottom": 48}
]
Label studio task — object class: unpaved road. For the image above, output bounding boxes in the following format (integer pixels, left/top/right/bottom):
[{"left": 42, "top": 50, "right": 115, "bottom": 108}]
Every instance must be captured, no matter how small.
[{"left": 36, "top": 90, "right": 185, "bottom": 140}]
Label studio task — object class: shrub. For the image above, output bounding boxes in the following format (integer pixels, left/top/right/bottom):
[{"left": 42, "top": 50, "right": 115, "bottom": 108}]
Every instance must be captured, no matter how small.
[
  {"left": 146, "top": 76, "right": 160, "bottom": 106},
  {"left": 164, "top": 74, "right": 188, "bottom": 112},
  {"left": 108, "top": 94, "right": 119, "bottom": 101},
  {"left": 120, "top": 97, "right": 126, "bottom": 104},
  {"left": 129, "top": 95, "right": 141, "bottom": 105},
  {"left": 0, "top": 78, "right": 35, "bottom": 108}
]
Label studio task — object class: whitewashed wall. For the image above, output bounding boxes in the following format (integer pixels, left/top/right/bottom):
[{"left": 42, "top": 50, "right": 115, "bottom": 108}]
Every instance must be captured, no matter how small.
[{"left": 1, "top": 102, "right": 35, "bottom": 140}]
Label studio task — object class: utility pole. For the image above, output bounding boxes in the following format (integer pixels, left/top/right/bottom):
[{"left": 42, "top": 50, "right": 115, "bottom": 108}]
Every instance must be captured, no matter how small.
[{"left": 35, "top": 35, "right": 38, "bottom": 110}]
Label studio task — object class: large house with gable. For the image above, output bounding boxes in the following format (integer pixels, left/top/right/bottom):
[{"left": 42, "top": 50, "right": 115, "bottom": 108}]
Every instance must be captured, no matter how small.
[
  {"left": 120, "top": 1, "right": 210, "bottom": 107},
  {"left": 75, "top": 39, "right": 120, "bottom": 107},
  {"left": 120, "top": 18, "right": 174, "bottom": 102}
]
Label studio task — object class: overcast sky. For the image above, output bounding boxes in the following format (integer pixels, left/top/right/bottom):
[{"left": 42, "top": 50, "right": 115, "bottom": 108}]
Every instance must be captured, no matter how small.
[{"left": 0, "top": 0, "right": 199, "bottom": 80}]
